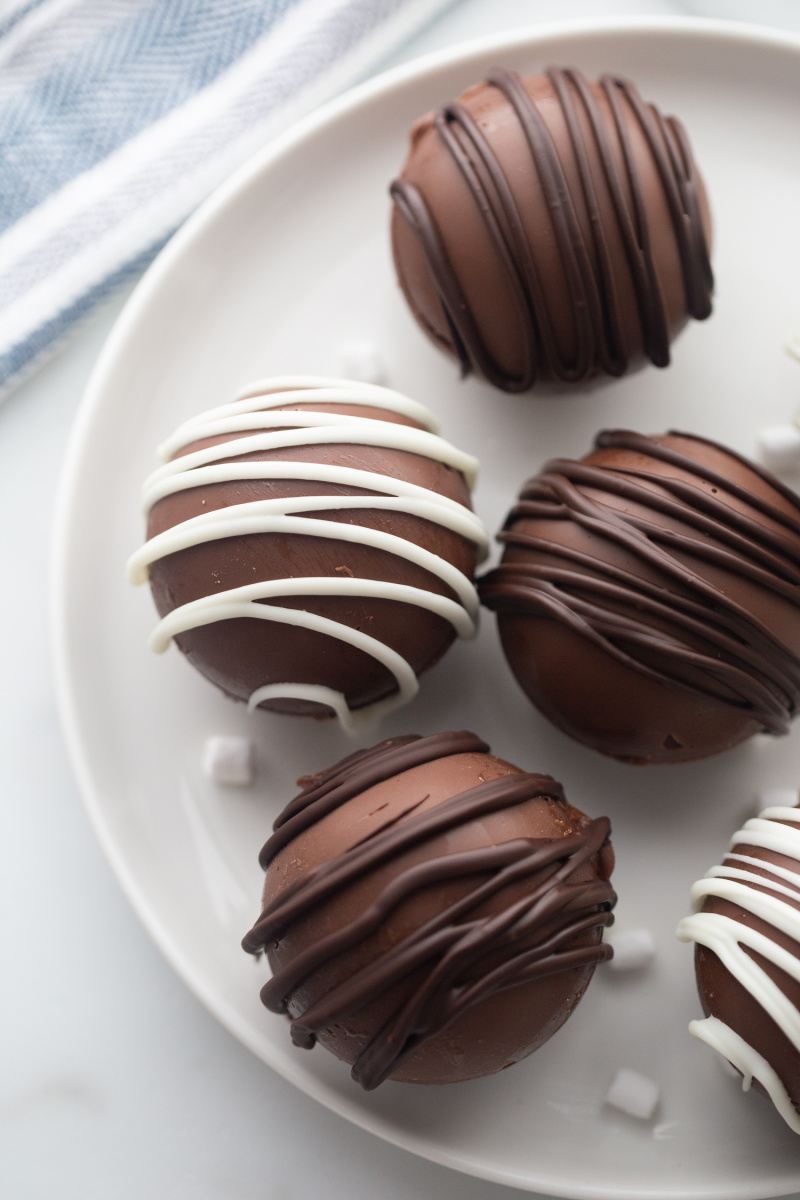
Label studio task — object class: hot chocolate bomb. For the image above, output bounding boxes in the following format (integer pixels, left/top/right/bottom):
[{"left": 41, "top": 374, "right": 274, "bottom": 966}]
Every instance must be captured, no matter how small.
[
  {"left": 127, "top": 377, "right": 487, "bottom": 731},
  {"left": 677, "top": 804, "right": 800, "bottom": 1134},
  {"left": 242, "top": 731, "right": 615, "bottom": 1089},
  {"left": 391, "top": 66, "right": 713, "bottom": 392},
  {"left": 479, "top": 431, "right": 800, "bottom": 764}
]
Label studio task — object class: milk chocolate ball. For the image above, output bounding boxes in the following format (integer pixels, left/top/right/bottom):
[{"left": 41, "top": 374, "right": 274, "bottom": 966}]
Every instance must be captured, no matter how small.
[
  {"left": 127, "top": 377, "right": 486, "bottom": 730},
  {"left": 677, "top": 803, "right": 800, "bottom": 1133},
  {"left": 479, "top": 431, "right": 800, "bottom": 763},
  {"left": 390, "top": 66, "right": 713, "bottom": 392},
  {"left": 242, "top": 731, "right": 616, "bottom": 1089}
]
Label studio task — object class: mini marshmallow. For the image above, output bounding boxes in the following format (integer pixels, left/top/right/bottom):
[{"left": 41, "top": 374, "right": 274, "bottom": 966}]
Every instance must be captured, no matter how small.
[
  {"left": 607, "top": 927, "right": 656, "bottom": 972},
  {"left": 337, "top": 340, "right": 385, "bottom": 384},
  {"left": 756, "top": 425, "right": 800, "bottom": 473},
  {"left": 757, "top": 787, "right": 800, "bottom": 809},
  {"left": 605, "top": 1068, "right": 660, "bottom": 1120},
  {"left": 786, "top": 332, "right": 800, "bottom": 363},
  {"left": 202, "top": 735, "right": 254, "bottom": 786}
]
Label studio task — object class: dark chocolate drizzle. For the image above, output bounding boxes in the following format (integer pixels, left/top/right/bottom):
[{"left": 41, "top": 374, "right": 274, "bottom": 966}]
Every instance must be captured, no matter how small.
[
  {"left": 242, "top": 731, "right": 615, "bottom": 1090},
  {"left": 479, "top": 432, "right": 800, "bottom": 734},
  {"left": 390, "top": 66, "right": 713, "bottom": 391}
]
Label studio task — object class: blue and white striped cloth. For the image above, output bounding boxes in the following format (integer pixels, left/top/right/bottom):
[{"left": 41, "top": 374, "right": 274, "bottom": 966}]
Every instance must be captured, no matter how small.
[{"left": 0, "top": 0, "right": 453, "bottom": 396}]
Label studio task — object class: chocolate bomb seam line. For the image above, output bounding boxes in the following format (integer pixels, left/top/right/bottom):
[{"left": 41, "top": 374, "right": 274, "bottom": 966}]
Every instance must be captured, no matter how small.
[
  {"left": 244, "top": 731, "right": 615, "bottom": 1090},
  {"left": 479, "top": 431, "right": 800, "bottom": 734},
  {"left": 390, "top": 66, "right": 713, "bottom": 391},
  {"left": 127, "top": 380, "right": 487, "bottom": 733},
  {"left": 676, "top": 807, "right": 800, "bottom": 1134}
]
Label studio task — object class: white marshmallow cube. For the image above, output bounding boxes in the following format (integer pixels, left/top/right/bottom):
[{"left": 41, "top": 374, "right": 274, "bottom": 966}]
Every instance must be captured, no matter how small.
[
  {"left": 786, "top": 331, "right": 800, "bottom": 362},
  {"left": 202, "top": 735, "right": 254, "bottom": 786},
  {"left": 756, "top": 425, "right": 800, "bottom": 473},
  {"left": 757, "top": 787, "right": 800, "bottom": 810},
  {"left": 607, "top": 927, "right": 656, "bottom": 972},
  {"left": 337, "top": 340, "right": 385, "bottom": 384},
  {"left": 605, "top": 1068, "right": 660, "bottom": 1120}
]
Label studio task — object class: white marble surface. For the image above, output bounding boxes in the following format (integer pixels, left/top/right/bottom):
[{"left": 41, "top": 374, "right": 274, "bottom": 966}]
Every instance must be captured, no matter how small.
[{"left": 4, "top": 2, "right": 800, "bottom": 1198}]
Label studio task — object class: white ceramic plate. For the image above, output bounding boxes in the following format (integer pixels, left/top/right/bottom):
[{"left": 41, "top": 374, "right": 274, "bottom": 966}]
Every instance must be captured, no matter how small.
[{"left": 53, "top": 17, "right": 800, "bottom": 1200}]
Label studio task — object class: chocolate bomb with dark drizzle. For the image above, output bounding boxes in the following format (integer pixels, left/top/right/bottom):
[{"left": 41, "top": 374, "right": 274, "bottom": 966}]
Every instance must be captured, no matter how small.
[
  {"left": 242, "top": 731, "right": 615, "bottom": 1088},
  {"left": 479, "top": 431, "right": 800, "bottom": 763},
  {"left": 391, "top": 66, "right": 713, "bottom": 392}
]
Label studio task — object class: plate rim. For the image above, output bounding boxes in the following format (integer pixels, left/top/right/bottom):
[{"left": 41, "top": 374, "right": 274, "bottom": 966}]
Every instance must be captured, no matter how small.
[{"left": 51, "top": 15, "right": 800, "bottom": 1199}]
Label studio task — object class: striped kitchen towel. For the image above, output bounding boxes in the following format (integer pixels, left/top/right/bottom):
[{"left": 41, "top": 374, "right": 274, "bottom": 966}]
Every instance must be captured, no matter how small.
[{"left": 0, "top": 0, "right": 454, "bottom": 396}]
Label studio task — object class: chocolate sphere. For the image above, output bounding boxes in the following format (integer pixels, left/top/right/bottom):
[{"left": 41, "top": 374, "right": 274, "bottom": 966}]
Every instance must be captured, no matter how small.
[
  {"left": 479, "top": 431, "right": 800, "bottom": 764},
  {"left": 127, "top": 377, "right": 486, "bottom": 730},
  {"left": 677, "top": 803, "right": 800, "bottom": 1134},
  {"left": 242, "top": 731, "right": 616, "bottom": 1089},
  {"left": 390, "top": 66, "right": 713, "bottom": 392}
]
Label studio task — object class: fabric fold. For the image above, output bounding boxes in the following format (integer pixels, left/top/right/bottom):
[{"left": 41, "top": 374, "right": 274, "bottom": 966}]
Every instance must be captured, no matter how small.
[{"left": 0, "top": 0, "right": 453, "bottom": 395}]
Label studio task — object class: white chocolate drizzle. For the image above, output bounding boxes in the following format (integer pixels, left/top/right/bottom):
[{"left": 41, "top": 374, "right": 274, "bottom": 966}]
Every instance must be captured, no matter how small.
[
  {"left": 676, "top": 806, "right": 800, "bottom": 1133},
  {"left": 127, "top": 377, "right": 487, "bottom": 733}
]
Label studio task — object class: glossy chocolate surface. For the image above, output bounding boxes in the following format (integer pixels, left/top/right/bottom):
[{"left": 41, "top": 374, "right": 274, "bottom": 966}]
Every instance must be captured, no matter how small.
[
  {"left": 479, "top": 431, "right": 800, "bottom": 763},
  {"left": 696, "top": 860, "right": 800, "bottom": 1112},
  {"left": 678, "top": 808, "right": 800, "bottom": 1125},
  {"left": 243, "top": 731, "right": 615, "bottom": 1088},
  {"left": 391, "top": 66, "right": 712, "bottom": 391},
  {"left": 146, "top": 398, "right": 479, "bottom": 718}
]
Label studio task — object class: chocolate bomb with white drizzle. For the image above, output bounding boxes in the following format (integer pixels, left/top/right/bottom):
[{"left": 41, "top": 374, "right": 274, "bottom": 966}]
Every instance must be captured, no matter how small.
[
  {"left": 390, "top": 66, "right": 713, "bottom": 392},
  {"left": 242, "top": 731, "right": 615, "bottom": 1089},
  {"left": 127, "top": 377, "right": 487, "bottom": 733},
  {"left": 479, "top": 431, "right": 800, "bottom": 763},
  {"left": 677, "top": 804, "right": 800, "bottom": 1134}
]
